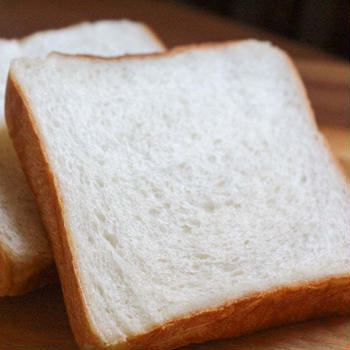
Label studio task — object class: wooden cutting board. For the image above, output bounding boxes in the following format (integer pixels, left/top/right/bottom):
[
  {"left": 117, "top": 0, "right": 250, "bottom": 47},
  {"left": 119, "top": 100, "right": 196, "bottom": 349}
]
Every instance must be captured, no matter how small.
[{"left": 0, "top": 125, "right": 349, "bottom": 350}]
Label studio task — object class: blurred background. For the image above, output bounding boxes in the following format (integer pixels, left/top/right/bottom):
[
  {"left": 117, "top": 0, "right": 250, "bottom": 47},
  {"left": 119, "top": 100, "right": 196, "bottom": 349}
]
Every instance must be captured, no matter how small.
[
  {"left": 179, "top": 0, "right": 349, "bottom": 60},
  {"left": 1, "top": 0, "right": 348, "bottom": 59},
  {"left": 0, "top": 0, "right": 349, "bottom": 127}
]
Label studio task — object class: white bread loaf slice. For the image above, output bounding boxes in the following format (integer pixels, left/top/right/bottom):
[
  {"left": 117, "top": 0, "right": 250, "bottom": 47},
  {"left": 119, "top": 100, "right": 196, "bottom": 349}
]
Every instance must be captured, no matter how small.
[
  {"left": 6, "top": 41, "right": 350, "bottom": 349},
  {"left": 0, "top": 20, "right": 164, "bottom": 296}
]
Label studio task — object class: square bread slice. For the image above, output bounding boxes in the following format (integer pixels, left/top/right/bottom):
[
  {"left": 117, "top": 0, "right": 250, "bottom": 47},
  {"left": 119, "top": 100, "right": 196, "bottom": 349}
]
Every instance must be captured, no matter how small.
[
  {"left": 6, "top": 41, "right": 349, "bottom": 349},
  {"left": 0, "top": 20, "right": 164, "bottom": 296}
]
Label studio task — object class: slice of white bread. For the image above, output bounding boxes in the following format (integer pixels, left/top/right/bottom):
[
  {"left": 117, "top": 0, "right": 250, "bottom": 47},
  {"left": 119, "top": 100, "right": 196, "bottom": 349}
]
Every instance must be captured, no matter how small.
[
  {"left": 0, "top": 20, "right": 164, "bottom": 296},
  {"left": 6, "top": 42, "right": 350, "bottom": 349}
]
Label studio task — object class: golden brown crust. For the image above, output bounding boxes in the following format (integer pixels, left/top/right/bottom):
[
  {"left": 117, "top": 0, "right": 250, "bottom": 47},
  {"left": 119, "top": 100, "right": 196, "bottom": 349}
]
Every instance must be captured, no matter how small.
[
  {"left": 108, "top": 274, "right": 350, "bottom": 350},
  {"left": 0, "top": 239, "right": 57, "bottom": 297},
  {"left": 51, "top": 40, "right": 234, "bottom": 62},
  {"left": 5, "top": 42, "right": 350, "bottom": 349}
]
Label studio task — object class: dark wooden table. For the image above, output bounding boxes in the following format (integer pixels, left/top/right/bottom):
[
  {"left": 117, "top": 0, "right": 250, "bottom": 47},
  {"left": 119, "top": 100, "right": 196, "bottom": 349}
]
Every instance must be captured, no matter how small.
[{"left": 0, "top": 1, "right": 349, "bottom": 349}]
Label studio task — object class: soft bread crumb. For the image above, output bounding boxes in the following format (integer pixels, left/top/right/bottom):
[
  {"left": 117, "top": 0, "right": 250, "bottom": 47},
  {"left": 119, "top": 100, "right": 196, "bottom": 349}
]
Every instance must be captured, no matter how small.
[{"left": 8, "top": 41, "right": 350, "bottom": 344}]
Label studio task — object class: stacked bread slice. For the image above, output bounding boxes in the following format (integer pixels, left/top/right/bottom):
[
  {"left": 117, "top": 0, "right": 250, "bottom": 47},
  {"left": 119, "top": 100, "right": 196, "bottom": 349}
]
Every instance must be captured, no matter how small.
[
  {"left": 0, "top": 20, "right": 165, "bottom": 296},
  {"left": 5, "top": 40, "right": 349, "bottom": 349}
]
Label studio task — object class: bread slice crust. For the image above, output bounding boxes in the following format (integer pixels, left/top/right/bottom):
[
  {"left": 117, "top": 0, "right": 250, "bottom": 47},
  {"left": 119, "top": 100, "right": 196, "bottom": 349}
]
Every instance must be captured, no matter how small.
[
  {"left": 5, "top": 42, "right": 350, "bottom": 349},
  {"left": 0, "top": 239, "right": 56, "bottom": 296}
]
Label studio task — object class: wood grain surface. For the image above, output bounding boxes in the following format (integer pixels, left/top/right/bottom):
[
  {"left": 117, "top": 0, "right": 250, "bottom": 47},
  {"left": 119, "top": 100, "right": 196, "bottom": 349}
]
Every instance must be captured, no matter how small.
[{"left": 0, "top": 125, "right": 348, "bottom": 350}]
